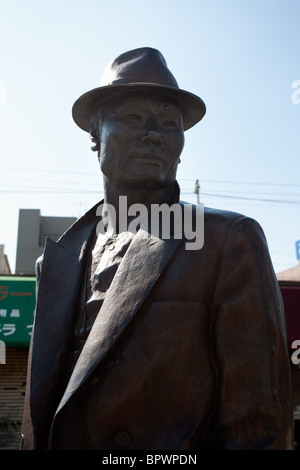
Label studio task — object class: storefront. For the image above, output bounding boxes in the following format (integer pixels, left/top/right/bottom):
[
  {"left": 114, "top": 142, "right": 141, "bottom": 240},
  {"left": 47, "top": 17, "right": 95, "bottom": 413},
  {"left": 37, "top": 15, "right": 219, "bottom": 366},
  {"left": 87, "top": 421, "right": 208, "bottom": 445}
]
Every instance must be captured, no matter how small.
[
  {"left": 0, "top": 276, "right": 35, "bottom": 450},
  {"left": 279, "top": 282, "right": 300, "bottom": 449}
]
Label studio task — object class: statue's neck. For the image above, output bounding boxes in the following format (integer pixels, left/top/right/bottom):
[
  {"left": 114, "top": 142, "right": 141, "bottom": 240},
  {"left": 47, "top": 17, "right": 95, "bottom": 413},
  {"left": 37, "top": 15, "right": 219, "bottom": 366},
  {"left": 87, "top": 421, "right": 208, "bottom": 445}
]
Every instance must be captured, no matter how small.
[
  {"left": 100, "top": 179, "right": 180, "bottom": 234},
  {"left": 103, "top": 179, "right": 180, "bottom": 209}
]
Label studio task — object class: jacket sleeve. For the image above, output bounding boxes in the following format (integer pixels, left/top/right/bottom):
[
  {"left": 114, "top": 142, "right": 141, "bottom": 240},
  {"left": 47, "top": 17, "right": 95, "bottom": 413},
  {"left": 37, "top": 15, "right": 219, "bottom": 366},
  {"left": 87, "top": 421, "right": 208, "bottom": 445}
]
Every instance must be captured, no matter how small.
[{"left": 206, "top": 216, "right": 294, "bottom": 449}]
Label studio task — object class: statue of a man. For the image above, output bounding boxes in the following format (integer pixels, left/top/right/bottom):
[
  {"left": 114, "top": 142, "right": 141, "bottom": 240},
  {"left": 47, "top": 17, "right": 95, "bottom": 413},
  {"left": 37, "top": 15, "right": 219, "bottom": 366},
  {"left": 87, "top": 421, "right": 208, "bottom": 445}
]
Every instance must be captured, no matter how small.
[{"left": 21, "top": 47, "right": 293, "bottom": 450}]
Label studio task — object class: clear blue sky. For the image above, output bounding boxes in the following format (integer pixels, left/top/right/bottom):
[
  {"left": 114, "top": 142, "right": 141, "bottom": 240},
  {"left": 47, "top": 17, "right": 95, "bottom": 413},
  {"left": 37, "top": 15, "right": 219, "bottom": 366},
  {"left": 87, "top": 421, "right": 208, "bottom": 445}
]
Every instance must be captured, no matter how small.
[{"left": 0, "top": 0, "right": 299, "bottom": 273}]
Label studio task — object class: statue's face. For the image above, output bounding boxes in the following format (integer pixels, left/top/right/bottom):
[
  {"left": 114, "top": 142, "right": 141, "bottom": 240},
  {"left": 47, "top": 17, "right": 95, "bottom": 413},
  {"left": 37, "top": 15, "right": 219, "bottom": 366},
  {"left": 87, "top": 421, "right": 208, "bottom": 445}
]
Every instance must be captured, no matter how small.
[{"left": 97, "top": 91, "right": 184, "bottom": 189}]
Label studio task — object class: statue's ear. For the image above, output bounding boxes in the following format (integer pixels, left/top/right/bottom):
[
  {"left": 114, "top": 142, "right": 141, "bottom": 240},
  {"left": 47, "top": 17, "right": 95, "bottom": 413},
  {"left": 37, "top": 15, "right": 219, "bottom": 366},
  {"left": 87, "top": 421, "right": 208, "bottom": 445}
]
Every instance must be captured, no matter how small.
[{"left": 89, "top": 116, "right": 100, "bottom": 152}]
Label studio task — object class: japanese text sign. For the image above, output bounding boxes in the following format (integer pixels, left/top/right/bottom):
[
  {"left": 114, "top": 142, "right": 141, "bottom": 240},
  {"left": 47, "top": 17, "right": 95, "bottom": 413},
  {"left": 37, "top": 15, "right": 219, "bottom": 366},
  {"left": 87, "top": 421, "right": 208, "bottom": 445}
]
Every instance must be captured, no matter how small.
[{"left": 0, "top": 276, "right": 36, "bottom": 347}]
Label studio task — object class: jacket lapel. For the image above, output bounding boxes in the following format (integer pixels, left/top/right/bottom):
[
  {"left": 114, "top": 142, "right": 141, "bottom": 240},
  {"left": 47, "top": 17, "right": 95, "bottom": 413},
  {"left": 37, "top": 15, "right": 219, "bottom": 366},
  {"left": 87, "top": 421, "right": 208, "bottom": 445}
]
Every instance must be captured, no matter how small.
[
  {"left": 29, "top": 203, "right": 100, "bottom": 442},
  {"left": 54, "top": 229, "right": 183, "bottom": 415}
]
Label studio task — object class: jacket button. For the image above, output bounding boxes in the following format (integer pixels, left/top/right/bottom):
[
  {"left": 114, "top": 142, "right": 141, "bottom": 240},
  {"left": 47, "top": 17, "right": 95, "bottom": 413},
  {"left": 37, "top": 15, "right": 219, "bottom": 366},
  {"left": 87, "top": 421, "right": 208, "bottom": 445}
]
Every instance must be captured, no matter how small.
[{"left": 114, "top": 430, "right": 130, "bottom": 447}]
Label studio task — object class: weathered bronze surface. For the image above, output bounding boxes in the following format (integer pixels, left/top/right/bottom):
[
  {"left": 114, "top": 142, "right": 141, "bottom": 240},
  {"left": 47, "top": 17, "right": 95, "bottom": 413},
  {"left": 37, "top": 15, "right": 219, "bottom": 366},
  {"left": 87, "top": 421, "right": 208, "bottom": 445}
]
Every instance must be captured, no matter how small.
[{"left": 21, "top": 48, "right": 293, "bottom": 450}]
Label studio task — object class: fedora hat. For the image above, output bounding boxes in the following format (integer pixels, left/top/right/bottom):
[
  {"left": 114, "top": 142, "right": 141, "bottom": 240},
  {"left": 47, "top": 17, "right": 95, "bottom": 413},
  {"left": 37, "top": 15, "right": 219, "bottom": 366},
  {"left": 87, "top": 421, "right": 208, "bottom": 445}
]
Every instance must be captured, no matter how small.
[{"left": 72, "top": 47, "right": 206, "bottom": 132}]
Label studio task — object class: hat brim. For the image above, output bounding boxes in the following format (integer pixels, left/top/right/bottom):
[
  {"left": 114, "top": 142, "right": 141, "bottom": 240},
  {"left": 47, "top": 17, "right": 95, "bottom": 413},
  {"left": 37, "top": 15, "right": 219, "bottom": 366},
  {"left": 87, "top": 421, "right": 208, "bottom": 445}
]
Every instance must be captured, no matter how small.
[{"left": 72, "top": 83, "right": 206, "bottom": 132}]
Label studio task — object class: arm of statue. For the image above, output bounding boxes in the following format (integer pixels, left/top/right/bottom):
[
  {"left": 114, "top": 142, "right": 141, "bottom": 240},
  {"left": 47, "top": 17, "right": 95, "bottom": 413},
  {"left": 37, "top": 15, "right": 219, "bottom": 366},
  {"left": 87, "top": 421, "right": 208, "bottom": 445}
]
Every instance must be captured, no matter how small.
[{"left": 206, "top": 217, "right": 294, "bottom": 450}]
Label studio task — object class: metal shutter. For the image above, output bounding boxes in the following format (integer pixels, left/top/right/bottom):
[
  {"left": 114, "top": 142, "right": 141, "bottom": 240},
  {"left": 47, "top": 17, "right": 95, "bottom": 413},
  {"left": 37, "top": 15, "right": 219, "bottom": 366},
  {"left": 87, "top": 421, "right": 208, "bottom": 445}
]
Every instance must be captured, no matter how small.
[{"left": 0, "top": 348, "right": 28, "bottom": 450}]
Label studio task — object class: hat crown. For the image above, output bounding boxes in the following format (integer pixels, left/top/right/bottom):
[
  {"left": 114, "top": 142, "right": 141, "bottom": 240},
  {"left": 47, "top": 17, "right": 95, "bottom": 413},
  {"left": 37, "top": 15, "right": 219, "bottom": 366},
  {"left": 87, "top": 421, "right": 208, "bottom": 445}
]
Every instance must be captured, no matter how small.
[
  {"left": 72, "top": 47, "right": 206, "bottom": 132},
  {"left": 99, "top": 47, "right": 179, "bottom": 89}
]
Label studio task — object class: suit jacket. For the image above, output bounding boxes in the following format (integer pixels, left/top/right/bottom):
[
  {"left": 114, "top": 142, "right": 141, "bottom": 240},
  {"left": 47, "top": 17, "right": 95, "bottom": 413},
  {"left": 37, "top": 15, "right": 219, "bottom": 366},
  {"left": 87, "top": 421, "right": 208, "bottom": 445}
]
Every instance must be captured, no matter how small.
[{"left": 21, "top": 202, "right": 294, "bottom": 450}]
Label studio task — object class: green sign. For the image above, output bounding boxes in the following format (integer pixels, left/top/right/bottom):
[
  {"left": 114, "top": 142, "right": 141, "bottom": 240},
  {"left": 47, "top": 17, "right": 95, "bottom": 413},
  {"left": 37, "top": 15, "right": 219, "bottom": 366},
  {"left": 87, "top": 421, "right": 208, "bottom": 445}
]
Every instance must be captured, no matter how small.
[{"left": 0, "top": 276, "right": 36, "bottom": 347}]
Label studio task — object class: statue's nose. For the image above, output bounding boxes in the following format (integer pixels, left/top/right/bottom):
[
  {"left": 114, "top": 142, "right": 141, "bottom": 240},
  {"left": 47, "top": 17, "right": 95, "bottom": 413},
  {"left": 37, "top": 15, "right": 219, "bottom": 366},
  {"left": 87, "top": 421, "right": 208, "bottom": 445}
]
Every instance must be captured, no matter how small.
[{"left": 140, "top": 129, "right": 161, "bottom": 146}]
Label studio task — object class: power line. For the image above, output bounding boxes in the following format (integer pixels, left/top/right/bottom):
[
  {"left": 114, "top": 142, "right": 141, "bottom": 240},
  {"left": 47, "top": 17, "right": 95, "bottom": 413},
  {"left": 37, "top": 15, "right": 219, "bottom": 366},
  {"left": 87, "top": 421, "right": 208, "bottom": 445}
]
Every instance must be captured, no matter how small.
[
  {"left": 1, "top": 167, "right": 300, "bottom": 205},
  {"left": 0, "top": 166, "right": 99, "bottom": 177},
  {"left": 201, "top": 192, "right": 300, "bottom": 205},
  {"left": 1, "top": 187, "right": 300, "bottom": 205},
  {"left": 4, "top": 177, "right": 300, "bottom": 197},
  {"left": 1, "top": 166, "right": 300, "bottom": 189},
  {"left": 0, "top": 189, "right": 104, "bottom": 194},
  {"left": 180, "top": 178, "right": 300, "bottom": 188}
]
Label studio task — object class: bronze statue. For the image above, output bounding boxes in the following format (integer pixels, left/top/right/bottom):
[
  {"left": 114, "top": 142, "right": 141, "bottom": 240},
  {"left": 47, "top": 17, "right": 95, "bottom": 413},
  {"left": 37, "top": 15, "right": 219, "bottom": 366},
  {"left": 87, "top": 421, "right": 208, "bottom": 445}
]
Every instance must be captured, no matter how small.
[{"left": 21, "top": 47, "right": 293, "bottom": 450}]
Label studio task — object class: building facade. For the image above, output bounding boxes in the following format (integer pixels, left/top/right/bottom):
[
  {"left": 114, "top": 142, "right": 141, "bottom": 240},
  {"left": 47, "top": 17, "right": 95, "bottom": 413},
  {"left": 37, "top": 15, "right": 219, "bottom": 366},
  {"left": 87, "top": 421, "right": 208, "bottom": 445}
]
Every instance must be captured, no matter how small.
[
  {"left": 0, "top": 209, "right": 76, "bottom": 448},
  {"left": 15, "top": 209, "right": 76, "bottom": 275}
]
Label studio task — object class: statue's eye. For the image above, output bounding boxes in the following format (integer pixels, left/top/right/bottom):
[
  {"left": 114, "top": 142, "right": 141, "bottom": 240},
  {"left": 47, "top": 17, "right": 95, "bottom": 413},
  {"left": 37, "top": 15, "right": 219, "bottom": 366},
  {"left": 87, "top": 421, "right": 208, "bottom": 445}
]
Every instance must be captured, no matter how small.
[
  {"left": 127, "top": 114, "right": 140, "bottom": 121},
  {"left": 164, "top": 120, "right": 178, "bottom": 127}
]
